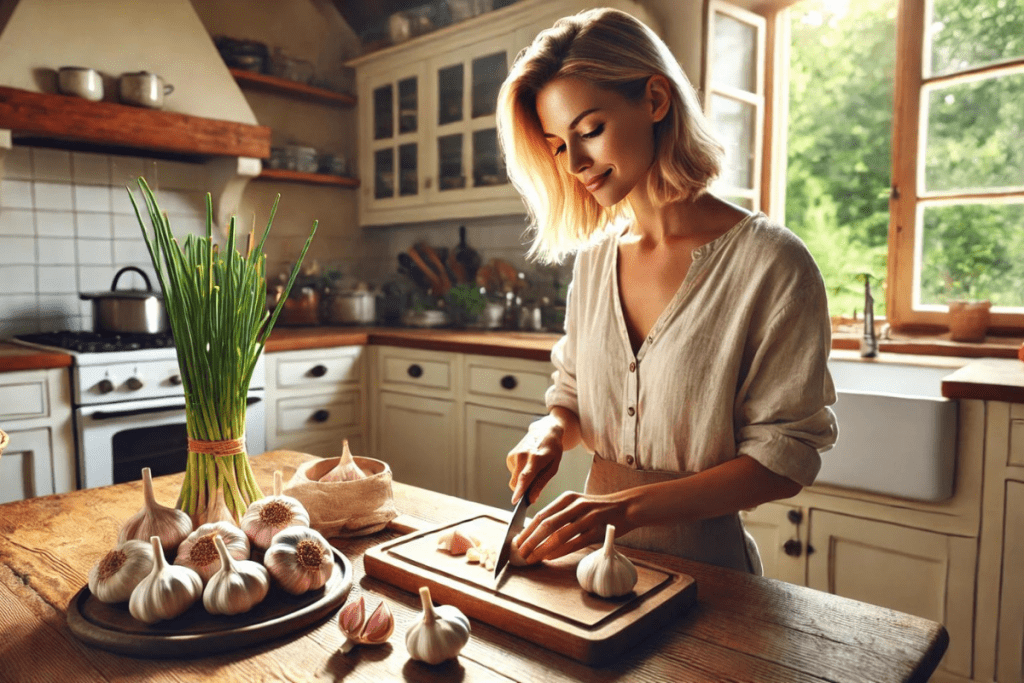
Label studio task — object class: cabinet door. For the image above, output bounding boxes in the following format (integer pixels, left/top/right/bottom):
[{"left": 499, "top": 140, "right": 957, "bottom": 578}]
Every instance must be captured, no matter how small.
[
  {"left": 464, "top": 404, "right": 591, "bottom": 510},
  {"left": 997, "top": 480, "right": 1024, "bottom": 683},
  {"left": 376, "top": 391, "right": 457, "bottom": 496},
  {"left": 807, "top": 510, "right": 976, "bottom": 679},
  {"left": 426, "top": 36, "right": 516, "bottom": 205},
  {"left": 739, "top": 502, "right": 808, "bottom": 585},
  {"left": 361, "top": 63, "right": 427, "bottom": 213},
  {"left": 0, "top": 428, "right": 54, "bottom": 503}
]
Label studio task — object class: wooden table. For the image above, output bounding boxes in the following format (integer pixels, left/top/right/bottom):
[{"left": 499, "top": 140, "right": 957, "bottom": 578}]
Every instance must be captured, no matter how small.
[{"left": 0, "top": 450, "right": 948, "bottom": 682}]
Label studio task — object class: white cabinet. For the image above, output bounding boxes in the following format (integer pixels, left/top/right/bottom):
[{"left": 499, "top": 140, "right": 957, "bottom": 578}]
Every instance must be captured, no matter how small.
[
  {"left": 739, "top": 502, "right": 807, "bottom": 586},
  {"left": 265, "top": 347, "right": 367, "bottom": 458},
  {"left": 349, "top": 0, "right": 652, "bottom": 226},
  {"left": 0, "top": 368, "right": 75, "bottom": 503}
]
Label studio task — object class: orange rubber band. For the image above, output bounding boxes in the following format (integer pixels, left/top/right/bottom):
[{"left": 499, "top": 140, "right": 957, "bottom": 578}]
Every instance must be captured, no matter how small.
[{"left": 188, "top": 436, "right": 246, "bottom": 457}]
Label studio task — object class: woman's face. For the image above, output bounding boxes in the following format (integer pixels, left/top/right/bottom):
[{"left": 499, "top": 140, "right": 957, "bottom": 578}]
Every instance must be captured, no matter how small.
[{"left": 535, "top": 75, "right": 665, "bottom": 207}]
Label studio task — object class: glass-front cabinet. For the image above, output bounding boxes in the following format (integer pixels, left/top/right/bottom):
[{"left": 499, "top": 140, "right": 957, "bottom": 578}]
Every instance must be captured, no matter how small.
[{"left": 365, "top": 63, "right": 427, "bottom": 209}]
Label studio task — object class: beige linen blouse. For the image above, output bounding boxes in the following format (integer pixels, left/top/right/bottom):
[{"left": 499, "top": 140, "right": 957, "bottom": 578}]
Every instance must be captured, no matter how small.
[{"left": 545, "top": 212, "right": 838, "bottom": 571}]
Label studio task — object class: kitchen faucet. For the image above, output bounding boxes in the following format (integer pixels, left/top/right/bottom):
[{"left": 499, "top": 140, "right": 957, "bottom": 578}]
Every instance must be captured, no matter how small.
[{"left": 860, "top": 274, "right": 879, "bottom": 358}]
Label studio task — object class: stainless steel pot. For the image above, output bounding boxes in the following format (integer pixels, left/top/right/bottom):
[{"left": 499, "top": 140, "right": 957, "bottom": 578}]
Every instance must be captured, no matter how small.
[
  {"left": 118, "top": 71, "right": 174, "bottom": 109},
  {"left": 80, "top": 266, "right": 169, "bottom": 334},
  {"left": 327, "top": 290, "right": 376, "bottom": 325}
]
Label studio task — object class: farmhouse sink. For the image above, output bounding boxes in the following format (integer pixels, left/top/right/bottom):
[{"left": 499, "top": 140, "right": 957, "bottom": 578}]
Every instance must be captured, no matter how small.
[{"left": 817, "top": 358, "right": 958, "bottom": 502}]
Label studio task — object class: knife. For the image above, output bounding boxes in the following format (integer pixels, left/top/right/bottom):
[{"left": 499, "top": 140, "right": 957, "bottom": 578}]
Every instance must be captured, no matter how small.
[{"left": 493, "top": 483, "right": 533, "bottom": 581}]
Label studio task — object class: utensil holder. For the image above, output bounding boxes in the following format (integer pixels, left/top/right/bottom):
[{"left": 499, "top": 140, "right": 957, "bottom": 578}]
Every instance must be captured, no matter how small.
[{"left": 948, "top": 300, "right": 991, "bottom": 342}]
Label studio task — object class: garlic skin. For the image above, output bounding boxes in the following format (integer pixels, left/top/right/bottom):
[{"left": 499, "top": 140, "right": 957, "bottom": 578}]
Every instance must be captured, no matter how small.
[
  {"left": 263, "top": 526, "right": 335, "bottom": 595},
  {"left": 240, "top": 470, "right": 310, "bottom": 550},
  {"left": 406, "top": 586, "right": 471, "bottom": 665},
  {"left": 88, "top": 539, "right": 155, "bottom": 603},
  {"left": 203, "top": 535, "right": 270, "bottom": 616},
  {"left": 129, "top": 536, "right": 203, "bottom": 624},
  {"left": 118, "top": 467, "right": 193, "bottom": 554},
  {"left": 576, "top": 524, "right": 638, "bottom": 598},
  {"left": 174, "top": 521, "right": 251, "bottom": 584},
  {"left": 320, "top": 439, "right": 368, "bottom": 482},
  {"left": 338, "top": 595, "right": 395, "bottom": 653}
]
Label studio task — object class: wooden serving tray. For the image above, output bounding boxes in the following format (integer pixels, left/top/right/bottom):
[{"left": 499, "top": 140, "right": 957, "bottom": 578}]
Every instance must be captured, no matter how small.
[
  {"left": 364, "top": 515, "right": 697, "bottom": 664},
  {"left": 66, "top": 548, "right": 352, "bottom": 658}
]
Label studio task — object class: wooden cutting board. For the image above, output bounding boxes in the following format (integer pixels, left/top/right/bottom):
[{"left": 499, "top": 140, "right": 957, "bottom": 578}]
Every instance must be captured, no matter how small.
[{"left": 364, "top": 515, "right": 697, "bottom": 664}]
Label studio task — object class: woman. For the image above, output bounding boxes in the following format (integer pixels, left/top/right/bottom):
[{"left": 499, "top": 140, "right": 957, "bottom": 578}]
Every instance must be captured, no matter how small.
[{"left": 496, "top": 8, "right": 838, "bottom": 574}]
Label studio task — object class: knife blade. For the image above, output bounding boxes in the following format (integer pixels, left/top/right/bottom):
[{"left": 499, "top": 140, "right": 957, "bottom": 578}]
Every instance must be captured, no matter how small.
[{"left": 493, "top": 487, "right": 531, "bottom": 581}]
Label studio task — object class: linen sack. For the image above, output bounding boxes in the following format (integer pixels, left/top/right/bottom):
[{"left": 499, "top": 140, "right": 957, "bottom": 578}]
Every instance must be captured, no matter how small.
[{"left": 283, "top": 456, "right": 398, "bottom": 537}]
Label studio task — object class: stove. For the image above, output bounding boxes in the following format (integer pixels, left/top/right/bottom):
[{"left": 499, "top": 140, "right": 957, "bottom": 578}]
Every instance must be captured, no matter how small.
[{"left": 12, "top": 331, "right": 266, "bottom": 489}]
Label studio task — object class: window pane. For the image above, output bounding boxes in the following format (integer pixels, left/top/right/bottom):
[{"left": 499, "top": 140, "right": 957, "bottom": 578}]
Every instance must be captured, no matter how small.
[
  {"left": 374, "top": 148, "right": 394, "bottom": 199},
  {"left": 713, "top": 12, "right": 757, "bottom": 92},
  {"left": 918, "top": 201, "right": 1024, "bottom": 307},
  {"left": 471, "top": 52, "right": 507, "bottom": 119},
  {"left": 399, "top": 143, "right": 418, "bottom": 196},
  {"left": 398, "top": 78, "right": 417, "bottom": 134},
  {"left": 373, "top": 85, "right": 393, "bottom": 140},
  {"left": 710, "top": 94, "right": 755, "bottom": 188},
  {"left": 930, "top": 0, "right": 1024, "bottom": 76},
  {"left": 472, "top": 128, "right": 507, "bottom": 187},
  {"left": 438, "top": 64, "right": 464, "bottom": 125},
  {"left": 438, "top": 134, "right": 464, "bottom": 190},
  {"left": 924, "top": 73, "right": 1024, "bottom": 192}
]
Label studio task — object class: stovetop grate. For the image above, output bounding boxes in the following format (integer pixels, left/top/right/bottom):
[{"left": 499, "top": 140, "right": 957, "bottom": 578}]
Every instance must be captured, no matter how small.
[{"left": 16, "top": 331, "right": 176, "bottom": 353}]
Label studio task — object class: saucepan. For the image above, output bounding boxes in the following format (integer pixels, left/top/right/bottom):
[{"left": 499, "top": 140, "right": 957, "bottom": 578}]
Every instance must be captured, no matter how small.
[{"left": 80, "top": 266, "right": 169, "bottom": 334}]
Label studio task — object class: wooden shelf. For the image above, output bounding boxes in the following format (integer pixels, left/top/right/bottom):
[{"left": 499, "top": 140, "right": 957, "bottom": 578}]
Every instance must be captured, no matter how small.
[
  {"left": 230, "top": 69, "right": 356, "bottom": 107},
  {"left": 0, "top": 86, "right": 270, "bottom": 159},
  {"left": 256, "top": 168, "right": 360, "bottom": 187}
]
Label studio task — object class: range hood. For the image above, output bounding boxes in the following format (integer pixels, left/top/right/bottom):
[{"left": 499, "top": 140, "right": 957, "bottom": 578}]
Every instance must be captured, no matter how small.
[{"left": 0, "top": 0, "right": 270, "bottom": 230}]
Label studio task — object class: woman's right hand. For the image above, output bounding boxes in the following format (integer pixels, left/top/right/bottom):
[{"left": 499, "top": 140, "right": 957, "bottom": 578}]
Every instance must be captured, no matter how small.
[{"left": 506, "top": 414, "right": 565, "bottom": 505}]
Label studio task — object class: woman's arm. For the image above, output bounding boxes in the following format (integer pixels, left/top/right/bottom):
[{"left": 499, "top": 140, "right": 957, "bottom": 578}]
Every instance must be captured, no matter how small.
[
  {"left": 514, "top": 454, "right": 801, "bottom": 563},
  {"left": 506, "top": 406, "right": 584, "bottom": 504}
]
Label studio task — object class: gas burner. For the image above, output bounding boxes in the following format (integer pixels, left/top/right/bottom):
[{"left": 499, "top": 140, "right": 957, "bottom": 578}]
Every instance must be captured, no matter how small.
[{"left": 16, "top": 331, "right": 176, "bottom": 353}]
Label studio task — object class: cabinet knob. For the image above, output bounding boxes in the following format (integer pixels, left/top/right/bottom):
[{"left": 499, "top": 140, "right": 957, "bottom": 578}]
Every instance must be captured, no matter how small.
[
  {"left": 125, "top": 377, "right": 144, "bottom": 391},
  {"left": 407, "top": 364, "right": 423, "bottom": 378},
  {"left": 787, "top": 509, "right": 803, "bottom": 525},
  {"left": 312, "top": 409, "right": 330, "bottom": 423},
  {"left": 169, "top": 374, "right": 182, "bottom": 386},
  {"left": 500, "top": 374, "right": 518, "bottom": 390},
  {"left": 309, "top": 364, "right": 328, "bottom": 378},
  {"left": 96, "top": 379, "right": 114, "bottom": 394},
  {"left": 783, "top": 539, "right": 803, "bottom": 557}
]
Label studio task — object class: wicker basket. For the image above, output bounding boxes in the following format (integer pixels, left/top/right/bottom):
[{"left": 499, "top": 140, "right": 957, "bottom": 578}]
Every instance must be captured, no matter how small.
[{"left": 0, "top": 429, "right": 8, "bottom": 457}]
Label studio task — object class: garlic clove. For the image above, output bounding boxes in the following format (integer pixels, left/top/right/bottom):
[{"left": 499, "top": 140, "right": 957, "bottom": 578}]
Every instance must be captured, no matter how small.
[
  {"left": 202, "top": 535, "right": 270, "bottom": 616},
  {"left": 576, "top": 524, "right": 638, "bottom": 598},
  {"left": 436, "top": 527, "right": 480, "bottom": 556},
  {"left": 339, "top": 595, "right": 367, "bottom": 648},
  {"left": 263, "top": 526, "right": 335, "bottom": 595},
  {"left": 361, "top": 599, "right": 395, "bottom": 644},
  {"left": 118, "top": 468, "right": 194, "bottom": 555},
  {"left": 405, "top": 586, "right": 471, "bottom": 665},
  {"left": 320, "top": 440, "right": 368, "bottom": 482},
  {"left": 129, "top": 536, "right": 203, "bottom": 624},
  {"left": 174, "top": 521, "right": 251, "bottom": 584},
  {"left": 240, "top": 470, "right": 311, "bottom": 551},
  {"left": 338, "top": 595, "right": 395, "bottom": 653},
  {"left": 88, "top": 539, "right": 155, "bottom": 604}
]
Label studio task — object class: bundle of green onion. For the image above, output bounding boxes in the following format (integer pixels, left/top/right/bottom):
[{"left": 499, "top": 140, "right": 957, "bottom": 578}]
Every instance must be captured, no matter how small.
[{"left": 130, "top": 178, "right": 316, "bottom": 523}]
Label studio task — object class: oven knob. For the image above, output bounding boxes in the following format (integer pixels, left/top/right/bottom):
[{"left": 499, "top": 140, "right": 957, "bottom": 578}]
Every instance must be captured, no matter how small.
[
  {"left": 126, "top": 377, "right": 144, "bottom": 391},
  {"left": 169, "top": 374, "right": 182, "bottom": 386},
  {"left": 96, "top": 379, "right": 114, "bottom": 394}
]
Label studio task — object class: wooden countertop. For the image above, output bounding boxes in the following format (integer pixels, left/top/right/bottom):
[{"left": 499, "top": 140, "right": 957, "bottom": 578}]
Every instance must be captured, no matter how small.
[
  {"left": 942, "top": 357, "right": 1024, "bottom": 403},
  {"left": 0, "top": 341, "right": 72, "bottom": 371},
  {"left": 0, "top": 450, "right": 946, "bottom": 682}
]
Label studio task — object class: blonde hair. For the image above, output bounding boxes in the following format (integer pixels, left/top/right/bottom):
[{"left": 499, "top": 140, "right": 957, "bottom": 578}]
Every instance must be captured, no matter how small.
[{"left": 497, "top": 8, "right": 724, "bottom": 263}]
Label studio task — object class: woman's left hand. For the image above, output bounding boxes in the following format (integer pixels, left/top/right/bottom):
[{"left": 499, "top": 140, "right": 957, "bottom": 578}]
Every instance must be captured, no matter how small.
[{"left": 514, "top": 489, "right": 637, "bottom": 563}]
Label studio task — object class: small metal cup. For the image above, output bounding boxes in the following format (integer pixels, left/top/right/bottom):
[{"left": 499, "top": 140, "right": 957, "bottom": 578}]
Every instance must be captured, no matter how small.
[{"left": 57, "top": 66, "right": 104, "bottom": 102}]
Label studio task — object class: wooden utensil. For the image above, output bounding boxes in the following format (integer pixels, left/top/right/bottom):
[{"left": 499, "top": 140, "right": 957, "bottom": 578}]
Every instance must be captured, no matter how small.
[
  {"left": 417, "top": 243, "right": 452, "bottom": 293},
  {"left": 406, "top": 247, "right": 445, "bottom": 296}
]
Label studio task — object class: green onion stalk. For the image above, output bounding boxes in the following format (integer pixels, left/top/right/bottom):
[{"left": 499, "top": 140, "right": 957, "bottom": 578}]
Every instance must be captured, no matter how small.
[{"left": 130, "top": 178, "right": 316, "bottom": 524}]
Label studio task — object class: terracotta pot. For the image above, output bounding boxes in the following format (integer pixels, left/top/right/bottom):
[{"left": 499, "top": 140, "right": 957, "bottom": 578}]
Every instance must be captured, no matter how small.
[{"left": 947, "top": 300, "right": 991, "bottom": 342}]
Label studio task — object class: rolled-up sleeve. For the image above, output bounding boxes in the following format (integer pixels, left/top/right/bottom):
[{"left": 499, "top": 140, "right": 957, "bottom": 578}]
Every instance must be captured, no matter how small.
[
  {"left": 545, "top": 275, "right": 580, "bottom": 416},
  {"left": 735, "top": 284, "right": 839, "bottom": 487}
]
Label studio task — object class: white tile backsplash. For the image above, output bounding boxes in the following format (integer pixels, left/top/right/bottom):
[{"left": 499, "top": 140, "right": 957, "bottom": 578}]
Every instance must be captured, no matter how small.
[
  {"left": 77, "top": 238, "right": 113, "bottom": 266},
  {"left": 76, "top": 212, "right": 112, "bottom": 239},
  {"left": 0, "top": 236, "right": 36, "bottom": 263},
  {"left": 0, "top": 294, "right": 39, "bottom": 319},
  {"left": 37, "top": 237, "right": 76, "bottom": 265},
  {"left": 114, "top": 239, "right": 150, "bottom": 265},
  {"left": 71, "top": 152, "right": 112, "bottom": 185},
  {"left": 4, "top": 147, "right": 33, "bottom": 180},
  {"left": 79, "top": 266, "right": 117, "bottom": 292},
  {"left": 33, "top": 182, "right": 74, "bottom": 211},
  {"left": 35, "top": 210, "right": 75, "bottom": 237},
  {"left": 113, "top": 212, "right": 143, "bottom": 239},
  {"left": 0, "top": 179, "right": 34, "bottom": 209},
  {"left": 0, "top": 265, "right": 36, "bottom": 293},
  {"left": 0, "top": 208, "right": 35, "bottom": 236},
  {"left": 37, "top": 265, "right": 78, "bottom": 294},
  {"left": 74, "top": 185, "right": 112, "bottom": 213},
  {"left": 31, "top": 149, "right": 72, "bottom": 182}
]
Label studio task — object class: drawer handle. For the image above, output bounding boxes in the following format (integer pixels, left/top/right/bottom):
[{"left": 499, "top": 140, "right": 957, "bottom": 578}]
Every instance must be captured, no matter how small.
[
  {"left": 787, "top": 509, "right": 803, "bottom": 525},
  {"left": 407, "top": 364, "right": 423, "bottom": 378},
  {"left": 500, "top": 374, "right": 518, "bottom": 390},
  {"left": 783, "top": 539, "right": 803, "bottom": 557},
  {"left": 309, "top": 364, "right": 328, "bottom": 378},
  {"left": 311, "top": 409, "right": 330, "bottom": 423}
]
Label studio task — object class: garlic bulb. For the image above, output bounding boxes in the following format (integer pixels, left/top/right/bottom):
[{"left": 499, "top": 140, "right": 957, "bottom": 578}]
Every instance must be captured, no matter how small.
[
  {"left": 203, "top": 535, "right": 270, "bottom": 616},
  {"left": 320, "top": 439, "right": 368, "bottom": 482},
  {"left": 174, "top": 521, "right": 250, "bottom": 584},
  {"left": 129, "top": 536, "right": 203, "bottom": 624},
  {"left": 576, "top": 524, "right": 638, "bottom": 598},
  {"left": 118, "top": 467, "right": 193, "bottom": 554},
  {"left": 405, "top": 586, "right": 471, "bottom": 665},
  {"left": 263, "top": 526, "right": 335, "bottom": 595},
  {"left": 240, "top": 470, "right": 310, "bottom": 551},
  {"left": 338, "top": 595, "right": 395, "bottom": 653},
  {"left": 88, "top": 539, "right": 155, "bottom": 603}
]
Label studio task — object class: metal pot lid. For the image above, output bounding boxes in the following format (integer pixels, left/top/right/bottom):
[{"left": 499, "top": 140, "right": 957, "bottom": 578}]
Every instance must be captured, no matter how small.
[{"left": 79, "top": 266, "right": 164, "bottom": 300}]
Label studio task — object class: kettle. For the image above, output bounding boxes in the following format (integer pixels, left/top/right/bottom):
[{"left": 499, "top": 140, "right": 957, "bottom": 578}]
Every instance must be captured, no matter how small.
[{"left": 119, "top": 71, "right": 174, "bottom": 109}]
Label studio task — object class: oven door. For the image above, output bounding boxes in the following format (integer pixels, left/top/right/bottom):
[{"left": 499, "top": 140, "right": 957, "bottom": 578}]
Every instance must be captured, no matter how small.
[{"left": 76, "top": 390, "right": 266, "bottom": 489}]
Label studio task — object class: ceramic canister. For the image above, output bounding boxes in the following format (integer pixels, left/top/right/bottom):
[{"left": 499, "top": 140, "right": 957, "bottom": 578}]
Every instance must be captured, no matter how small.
[{"left": 57, "top": 67, "right": 103, "bottom": 101}]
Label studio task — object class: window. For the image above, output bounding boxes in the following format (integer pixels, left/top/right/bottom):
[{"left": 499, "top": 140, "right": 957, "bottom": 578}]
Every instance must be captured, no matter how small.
[{"left": 708, "top": 0, "right": 1024, "bottom": 334}]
